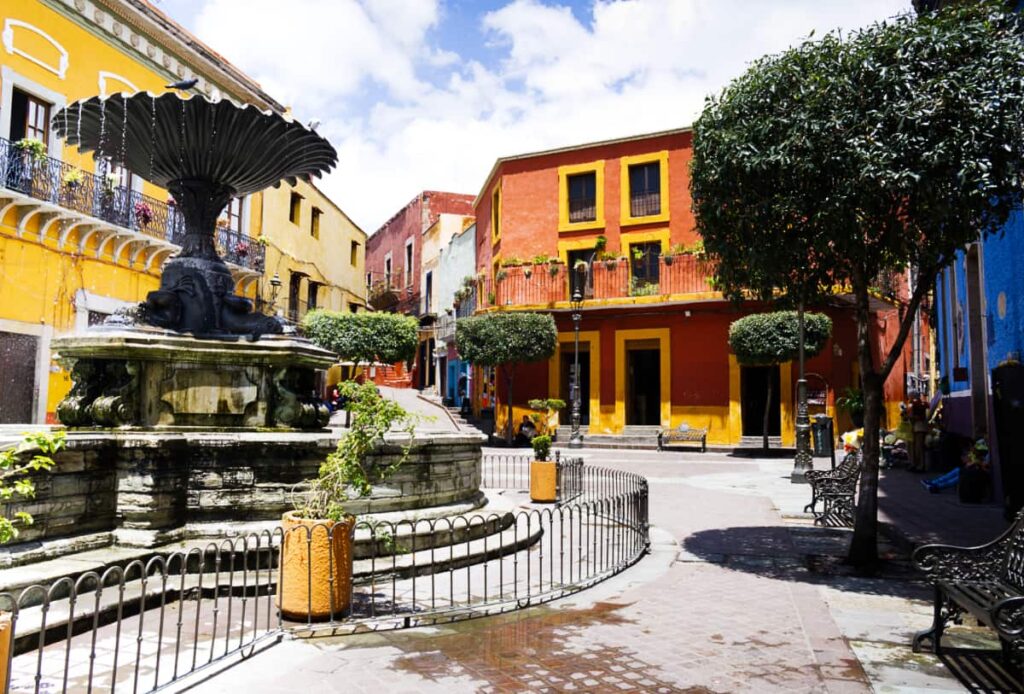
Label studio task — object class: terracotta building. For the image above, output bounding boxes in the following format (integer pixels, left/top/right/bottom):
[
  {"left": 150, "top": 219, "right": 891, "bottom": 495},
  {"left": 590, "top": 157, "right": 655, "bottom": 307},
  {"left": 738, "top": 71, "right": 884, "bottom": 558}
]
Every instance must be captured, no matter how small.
[
  {"left": 468, "top": 128, "right": 915, "bottom": 445},
  {"left": 365, "top": 190, "right": 474, "bottom": 388}
]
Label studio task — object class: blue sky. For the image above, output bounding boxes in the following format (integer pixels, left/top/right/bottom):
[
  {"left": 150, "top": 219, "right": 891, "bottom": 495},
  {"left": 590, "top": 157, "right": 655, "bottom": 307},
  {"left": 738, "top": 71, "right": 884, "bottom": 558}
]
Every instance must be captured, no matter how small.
[{"left": 152, "top": 0, "right": 912, "bottom": 232}]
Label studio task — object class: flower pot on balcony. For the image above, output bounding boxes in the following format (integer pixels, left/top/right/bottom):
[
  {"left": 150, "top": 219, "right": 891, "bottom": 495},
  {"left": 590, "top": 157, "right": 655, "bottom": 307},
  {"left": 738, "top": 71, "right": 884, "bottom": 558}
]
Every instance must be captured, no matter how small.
[{"left": 278, "top": 511, "right": 355, "bottom": 621}]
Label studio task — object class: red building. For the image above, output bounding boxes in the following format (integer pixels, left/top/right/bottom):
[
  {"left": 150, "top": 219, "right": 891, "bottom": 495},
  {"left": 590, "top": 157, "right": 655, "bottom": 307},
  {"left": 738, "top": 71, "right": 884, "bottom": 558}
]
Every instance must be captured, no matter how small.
[
  {"left": 468, "top": 129, "right": 913, "bottom": 445},
  {"left": 365, "top": 191, "right": 474, "bottom": 388}
]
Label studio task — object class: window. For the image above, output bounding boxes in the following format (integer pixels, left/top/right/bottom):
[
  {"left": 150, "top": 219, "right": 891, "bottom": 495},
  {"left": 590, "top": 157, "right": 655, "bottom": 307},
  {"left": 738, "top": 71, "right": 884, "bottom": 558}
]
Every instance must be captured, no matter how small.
[
  {"left": 384, "top": 254, "right": 393, "bottom": 286},
  {"left": 350, "top": 303, "right": 360, "bottom": 314},
  {"left": 350, "top": 240, "right": 360, "bottom": 266},
  {"left": 567, "top": 249, "right": 595, "bottom": 299},
  {"left": 491, "top": 186, "right": 501, "bottom": 243},
  {"left": 366, "top": 272, "right": 372, "bottom": 288},
  {"left": 620, "top": 151, "right": 669, "bottom": 225},
  {"left": 11, "top": 89, "right": 51, "bottom": 146},
  {"left": 219, "top": 196, "right": 242, "bottom": 233},
  {"left": 310, "top": 206, "right": 322, "bottom": 238},
  {"left": 288, "top": 272, "right": 302, "bottom": 317},
  {"left": 404, "top": 239, "right": 414, "bottom": 287},
  {"left": 629, "top": 162, "right": 660, "bottom": 217},
  {"left": 558, "top": 161, "right": 605, "bottom": 232},
  {"left": 567, "top": 172, "right": 597, "bottom": 223},
  {"left": 307, "top": 281, "right": 320, "bottom": 311},
  {"left": 424, "top": 271, "right": 433, "bottom": 314},
  {"left": 108, "top": 161, "right": 135, "bottom": 193},
  {"left": 289, "top": 192, "right": 302, "bottom": 224},
  {"left": 630, "top": 242, "right": 661, "bottom": 290}
]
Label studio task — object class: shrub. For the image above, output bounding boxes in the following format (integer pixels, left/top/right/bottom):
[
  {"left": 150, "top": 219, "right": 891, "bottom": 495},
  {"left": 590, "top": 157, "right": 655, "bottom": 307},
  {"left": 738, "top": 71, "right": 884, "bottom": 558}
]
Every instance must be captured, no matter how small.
[
  {"left": 531, "top": 435, "right": 552, "bottom": 462},
  {"left": 303, "top": 310, "right": 418, "bottom": 365},
  {"left": 1, "top": 431, "right": 65, "bottom": 544}
]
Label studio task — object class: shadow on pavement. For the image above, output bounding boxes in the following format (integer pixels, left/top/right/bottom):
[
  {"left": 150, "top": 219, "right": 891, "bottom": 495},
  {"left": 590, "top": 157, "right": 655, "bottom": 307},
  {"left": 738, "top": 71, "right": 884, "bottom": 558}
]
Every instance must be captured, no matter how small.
[{"left": 680, "top": 524, "right": 930, "bottom": 600}]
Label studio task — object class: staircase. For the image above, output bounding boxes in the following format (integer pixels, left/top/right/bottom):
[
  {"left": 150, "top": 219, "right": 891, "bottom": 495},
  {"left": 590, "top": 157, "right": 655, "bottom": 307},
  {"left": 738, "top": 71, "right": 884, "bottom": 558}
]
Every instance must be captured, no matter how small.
[{"left": 553, "top": 425, "right": 662, "bottom": 450}]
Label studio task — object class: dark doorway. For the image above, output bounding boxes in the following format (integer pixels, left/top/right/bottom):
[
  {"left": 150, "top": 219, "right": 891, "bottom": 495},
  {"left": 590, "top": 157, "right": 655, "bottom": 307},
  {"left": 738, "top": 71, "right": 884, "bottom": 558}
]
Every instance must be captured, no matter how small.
[
  {"left": 626, "top": 346, "right": 660, "bottom": 425},
  {"left": 741, "top": 366, "right": 781, "bottom": 437},
  {"left": 560, "top": 348, "right": 590, "bottom": 425},
  {"left": 0, "top": 331, "right": 38, "bottom": 423}
]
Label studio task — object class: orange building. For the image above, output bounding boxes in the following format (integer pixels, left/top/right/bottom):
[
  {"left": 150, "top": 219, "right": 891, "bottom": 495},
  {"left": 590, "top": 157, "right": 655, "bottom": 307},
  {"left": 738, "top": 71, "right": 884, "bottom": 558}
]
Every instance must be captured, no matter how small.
[{"left": 469, "top": 128, "right": 913, "bottom": 446}]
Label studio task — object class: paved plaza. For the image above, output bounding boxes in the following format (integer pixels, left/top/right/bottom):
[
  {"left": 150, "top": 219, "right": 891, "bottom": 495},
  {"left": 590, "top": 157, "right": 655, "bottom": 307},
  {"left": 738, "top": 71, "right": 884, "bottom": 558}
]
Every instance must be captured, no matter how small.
[{"left": 170, "top": 447, "right": 1015, "bottom": 694}]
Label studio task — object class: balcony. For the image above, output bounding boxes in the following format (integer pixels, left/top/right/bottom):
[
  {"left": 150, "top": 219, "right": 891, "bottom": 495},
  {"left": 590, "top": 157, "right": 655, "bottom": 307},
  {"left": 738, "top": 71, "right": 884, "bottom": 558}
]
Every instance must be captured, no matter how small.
[
  {"left": 477, "top": 255, "right": 718, "bottom": 310},
  {"left": 0, "top": 137, "right": 264, "bottom": 281}
]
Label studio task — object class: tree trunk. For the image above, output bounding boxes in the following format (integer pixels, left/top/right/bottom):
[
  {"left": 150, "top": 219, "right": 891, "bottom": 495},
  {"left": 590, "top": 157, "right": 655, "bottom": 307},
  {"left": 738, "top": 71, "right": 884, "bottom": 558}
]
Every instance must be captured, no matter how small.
[
  {"left": 847, "top": 280, "right": 882, "bottom": 568},
  {"left": 763, "top": 376, "right": 773, "bottom": 451},
  {"left": 505, "top": 365, "right": 514, "bottom": 446}
]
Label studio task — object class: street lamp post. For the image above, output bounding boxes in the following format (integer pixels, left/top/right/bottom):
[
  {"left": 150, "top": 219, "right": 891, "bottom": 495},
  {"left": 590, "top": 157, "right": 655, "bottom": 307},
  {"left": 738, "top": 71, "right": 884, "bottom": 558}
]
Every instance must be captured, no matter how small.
[
  {"left": 792, "top": 299, "right": 813, "bottom": 483},
  {"left": 568, "top": 264, "right": 586, "bottom": 449}
]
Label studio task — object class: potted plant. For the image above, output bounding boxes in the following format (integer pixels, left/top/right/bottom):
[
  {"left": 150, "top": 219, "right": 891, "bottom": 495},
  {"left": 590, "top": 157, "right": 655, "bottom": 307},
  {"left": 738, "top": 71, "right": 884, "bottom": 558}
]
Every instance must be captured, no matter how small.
[
  {"left": 133, "top": 201, "right": 154, "bottom": 227},
  {"left": 523, "top": 266, "right": 533, "bottom": 279},
  {"left": 62, "top": 169, "right": 83, "bottom": 189},
  {"left": 279, "top": 382, "right": 414, "bottom": 620},
  {"left": 529, "top": 434, "right": 557, "bottom": 503},
  {"left": 836, "top": 386, "right": 866, "bottom": 428},
  {"left": 528, "top": 398, "right": 566, "bottom": 436},
  {"left": 14, "top": 137, "right": 46, "bottom": 164},
  {"left": 1, "top": 431, "right": 64, "bottom": 683},
  {"left": 495, "top": 268, "right": 508, "bottom": 282},
  {"left": 548, "top": 262, "right": 561, "bottom": 278}
]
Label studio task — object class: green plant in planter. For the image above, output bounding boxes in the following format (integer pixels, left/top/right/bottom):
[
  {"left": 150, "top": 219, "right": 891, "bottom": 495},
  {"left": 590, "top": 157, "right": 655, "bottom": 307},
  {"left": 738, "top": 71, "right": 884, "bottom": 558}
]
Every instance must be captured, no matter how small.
[
  {"left": 595, "top": 235, "right": 607, "bottom": 252},
  {"left": 296, "top": 381, "right": 415, "bottom": 521},
  {"left": 495, "top": 268, "right": 508, "bottom": 282},
  {"left": 62, "top": 169, "right": 84, "bottom": 188},
  {"left": 15, "top": 138, "right": 46, "bottom": 163},
  {"left": 1, "top": 431, "right": 65, "bottom": 544},
  {"left": 836, "top": 387, "right": 866, "bottom": 427},
  {"left": 531, "top": 434, "right": 552, "bottom": 462},
  {"left": 528, "top": 398, "right": 566, "bottom": 435},
  {"left": 548, "top": 263, "right": 561, "bottom": 278}
]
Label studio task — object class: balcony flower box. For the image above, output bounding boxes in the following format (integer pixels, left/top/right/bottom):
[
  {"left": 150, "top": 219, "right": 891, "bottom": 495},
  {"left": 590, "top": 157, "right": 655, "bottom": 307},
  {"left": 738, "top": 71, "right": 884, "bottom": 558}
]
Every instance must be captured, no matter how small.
[{"left": 133, "top": 201, "right": 154, "bottom": 226}]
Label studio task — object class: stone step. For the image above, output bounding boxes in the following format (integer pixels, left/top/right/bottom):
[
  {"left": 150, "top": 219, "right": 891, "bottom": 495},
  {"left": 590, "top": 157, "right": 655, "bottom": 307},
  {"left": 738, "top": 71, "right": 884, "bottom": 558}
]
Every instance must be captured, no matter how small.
[{"left": 740, "top": 436, "right": 783, "bottom": 448}]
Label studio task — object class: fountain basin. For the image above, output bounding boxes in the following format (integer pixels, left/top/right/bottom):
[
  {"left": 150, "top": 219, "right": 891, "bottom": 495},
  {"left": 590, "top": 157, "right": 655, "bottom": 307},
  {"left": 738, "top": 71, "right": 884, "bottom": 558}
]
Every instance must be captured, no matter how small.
[{"left": 53, "top": 329, "right": 335, "bottom": 430}]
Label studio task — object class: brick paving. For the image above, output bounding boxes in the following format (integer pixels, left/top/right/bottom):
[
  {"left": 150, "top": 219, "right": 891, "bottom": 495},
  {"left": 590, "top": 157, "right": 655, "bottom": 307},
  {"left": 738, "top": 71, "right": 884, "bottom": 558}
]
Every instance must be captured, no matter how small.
[{"left": 172, "top": 447, "right": 1005, "bottom": 693}]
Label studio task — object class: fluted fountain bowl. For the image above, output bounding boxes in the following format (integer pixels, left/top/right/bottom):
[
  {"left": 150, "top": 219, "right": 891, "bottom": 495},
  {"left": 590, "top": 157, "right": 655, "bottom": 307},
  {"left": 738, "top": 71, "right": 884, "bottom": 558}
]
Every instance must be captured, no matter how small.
[{"left": 52, "top": 92, "right": 337, "bottom": 338}]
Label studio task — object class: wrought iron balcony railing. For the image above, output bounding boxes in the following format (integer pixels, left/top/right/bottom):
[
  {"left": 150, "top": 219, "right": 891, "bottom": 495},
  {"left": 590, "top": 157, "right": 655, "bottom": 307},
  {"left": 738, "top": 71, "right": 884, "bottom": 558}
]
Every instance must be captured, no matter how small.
[{"left": 0, "top": 137, "right": 264, "bottom": 273}]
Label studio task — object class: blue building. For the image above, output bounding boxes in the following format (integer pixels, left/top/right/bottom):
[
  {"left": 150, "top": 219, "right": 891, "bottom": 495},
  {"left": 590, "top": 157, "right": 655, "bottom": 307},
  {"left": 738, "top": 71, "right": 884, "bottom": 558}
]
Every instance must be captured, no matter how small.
[
  {"left": 933, "top": 210, "right": 1024, "bottom": 516},
  {"left": 435, "top": 221, "right": 477, "bottom": 407}
]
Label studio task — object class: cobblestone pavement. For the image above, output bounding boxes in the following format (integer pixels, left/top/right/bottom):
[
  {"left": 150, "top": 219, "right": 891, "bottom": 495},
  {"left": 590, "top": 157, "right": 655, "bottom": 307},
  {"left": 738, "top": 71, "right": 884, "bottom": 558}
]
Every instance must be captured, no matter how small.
[{"left": 180, "top": 448, "right": 1002, "bottom": 694}]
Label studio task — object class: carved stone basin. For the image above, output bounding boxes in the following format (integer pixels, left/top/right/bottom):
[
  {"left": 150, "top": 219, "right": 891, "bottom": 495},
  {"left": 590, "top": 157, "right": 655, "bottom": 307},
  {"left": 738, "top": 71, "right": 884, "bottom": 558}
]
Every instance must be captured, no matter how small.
[{"left": 52, "top": 329, "right": 336, "bottom": 430}]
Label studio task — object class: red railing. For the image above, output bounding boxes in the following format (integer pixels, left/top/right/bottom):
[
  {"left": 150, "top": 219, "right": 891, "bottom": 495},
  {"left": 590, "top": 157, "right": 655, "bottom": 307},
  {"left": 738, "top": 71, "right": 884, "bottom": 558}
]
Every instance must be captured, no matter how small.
[{"left": 477, "top": 255, "right": 717, "bottom": 311}]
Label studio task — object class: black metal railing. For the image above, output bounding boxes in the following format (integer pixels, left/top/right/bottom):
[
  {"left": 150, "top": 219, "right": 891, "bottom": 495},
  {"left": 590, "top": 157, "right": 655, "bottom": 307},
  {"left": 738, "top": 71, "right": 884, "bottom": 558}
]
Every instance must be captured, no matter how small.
[
  {"left": 0, "top": 137, "right": 264, "bottom": 273},
  {"left": 1, "top": 454, "right": 648, "bottom": 693},
  {"left": 629, "top": 191, "right": 661, "bottom": 217},
  {"left": 568, "top": 196, "right": 596, "bottom": 223}
]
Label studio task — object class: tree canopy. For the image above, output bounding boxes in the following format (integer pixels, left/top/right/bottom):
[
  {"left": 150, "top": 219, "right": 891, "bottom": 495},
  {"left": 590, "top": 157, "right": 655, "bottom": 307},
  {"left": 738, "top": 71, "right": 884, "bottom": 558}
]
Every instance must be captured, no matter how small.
[
  {"left": 456, "top": 312, "right": 558, "bottom": 444},
  {"left": 303, "top": 310, "right": 418, "bottom": 365},
  {"left": 691, "top": 2, "right": 1024, "bottom": 565},
  {"left": 455, "top": 312, "right": 557, "bottom": 368},
  {"left": 728, "top": 312, "right": 832, "bottom": 367}
]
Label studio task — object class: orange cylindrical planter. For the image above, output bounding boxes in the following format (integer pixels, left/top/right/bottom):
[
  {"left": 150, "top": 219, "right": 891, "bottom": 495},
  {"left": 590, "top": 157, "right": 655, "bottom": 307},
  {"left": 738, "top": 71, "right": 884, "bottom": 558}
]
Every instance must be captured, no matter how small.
[
  {"left": 278, "top": 511, "right": 355, "bottom": 621},
  {"left": 0, "top": 612, "right": 11, "bottom": 692},
  {"left": 530, "top": 460, "right": 558, "bottom": 503}
]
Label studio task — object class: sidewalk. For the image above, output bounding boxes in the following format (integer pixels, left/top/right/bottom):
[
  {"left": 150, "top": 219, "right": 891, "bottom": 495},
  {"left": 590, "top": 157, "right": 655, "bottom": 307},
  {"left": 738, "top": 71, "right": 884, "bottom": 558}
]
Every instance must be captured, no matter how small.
[{"left": 172, "top": 447, "right": 1017, "bottom": 693}]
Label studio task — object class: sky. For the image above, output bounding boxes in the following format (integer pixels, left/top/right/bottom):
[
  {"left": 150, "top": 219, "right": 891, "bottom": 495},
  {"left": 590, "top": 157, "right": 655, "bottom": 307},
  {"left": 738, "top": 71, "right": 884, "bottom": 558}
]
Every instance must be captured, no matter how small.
[{"left": 153, "top": 0, "right": 912, "bottom": 233}]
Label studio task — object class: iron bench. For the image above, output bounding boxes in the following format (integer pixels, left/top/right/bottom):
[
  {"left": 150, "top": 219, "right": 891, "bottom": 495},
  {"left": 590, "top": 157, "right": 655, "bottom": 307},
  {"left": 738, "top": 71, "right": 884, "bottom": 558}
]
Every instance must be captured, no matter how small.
[
  {"left": 803, "top": 450, "right": 861, "bottom": 526},
  {"left": 657, "top": 425, "right": 707, "bottom": 453},
  {"left": 912, "top": 510, "right": 1024, "bottom": 664}
]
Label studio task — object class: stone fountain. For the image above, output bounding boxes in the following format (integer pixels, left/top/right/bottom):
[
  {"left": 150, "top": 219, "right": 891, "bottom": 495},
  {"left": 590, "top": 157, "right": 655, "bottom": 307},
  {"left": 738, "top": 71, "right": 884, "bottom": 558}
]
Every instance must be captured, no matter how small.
[
  {"left": 51, "top": 92, "right": 337, "bottom": 430},
  {"left": 0, "top": 92, "right": 487, "bottom": 555}
]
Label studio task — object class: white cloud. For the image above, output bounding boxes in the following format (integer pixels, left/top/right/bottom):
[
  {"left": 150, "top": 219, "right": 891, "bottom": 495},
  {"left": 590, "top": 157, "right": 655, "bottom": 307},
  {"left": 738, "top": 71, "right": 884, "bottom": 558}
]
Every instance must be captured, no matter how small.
[{"left": 189, "top": 0, "right": 912, "bottom": 232}]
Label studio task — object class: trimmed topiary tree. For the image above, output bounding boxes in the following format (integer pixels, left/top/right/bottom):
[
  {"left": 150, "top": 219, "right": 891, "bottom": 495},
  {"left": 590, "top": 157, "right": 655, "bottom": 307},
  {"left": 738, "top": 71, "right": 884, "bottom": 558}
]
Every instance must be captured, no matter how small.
[
  {"left": 456, "top": 312, "right": 558, "bottom": 445},
  {"left": 303, "top": 310, "right": 418, "bottom": 369},
  {"left": 728, "top": 311, "right": 832, "bottom": 450}
]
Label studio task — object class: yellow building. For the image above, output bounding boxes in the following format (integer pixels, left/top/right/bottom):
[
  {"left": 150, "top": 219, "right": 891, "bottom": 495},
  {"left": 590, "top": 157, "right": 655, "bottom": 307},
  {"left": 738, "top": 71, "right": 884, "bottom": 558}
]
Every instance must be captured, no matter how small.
[
  {"left": 255, "top": 178, "right": 367, "bottom": 322},
  {"left": 0, "top": 1, "right": 358, "bottom": 423}
]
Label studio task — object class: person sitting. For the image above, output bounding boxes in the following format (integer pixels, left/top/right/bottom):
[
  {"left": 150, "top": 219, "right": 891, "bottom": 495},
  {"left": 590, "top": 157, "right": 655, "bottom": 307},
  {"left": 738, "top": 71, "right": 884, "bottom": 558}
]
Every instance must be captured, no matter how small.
[
  {"left": 922, "top": 437, "right": 986, "bottom": 493},
  {"left": 516, "top": 415, "right": 538, "bottom": 446}
]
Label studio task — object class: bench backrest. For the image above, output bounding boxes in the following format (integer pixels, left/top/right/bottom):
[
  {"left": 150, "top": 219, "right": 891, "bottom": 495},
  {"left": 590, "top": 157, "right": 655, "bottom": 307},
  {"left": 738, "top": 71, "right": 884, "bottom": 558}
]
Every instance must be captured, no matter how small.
[
  {"left": 1003, "top": 511, "right": 1024, "bottom": 590},
  {"left": 836, "top": 451, "right": 861, "bottom": 480}
]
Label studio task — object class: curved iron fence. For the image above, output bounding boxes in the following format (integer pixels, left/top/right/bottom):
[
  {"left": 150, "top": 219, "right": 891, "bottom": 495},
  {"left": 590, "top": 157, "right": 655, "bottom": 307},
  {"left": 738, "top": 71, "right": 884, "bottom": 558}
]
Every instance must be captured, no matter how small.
[{"left": 0, "top": 454, "right": 648, "bottom": 693}]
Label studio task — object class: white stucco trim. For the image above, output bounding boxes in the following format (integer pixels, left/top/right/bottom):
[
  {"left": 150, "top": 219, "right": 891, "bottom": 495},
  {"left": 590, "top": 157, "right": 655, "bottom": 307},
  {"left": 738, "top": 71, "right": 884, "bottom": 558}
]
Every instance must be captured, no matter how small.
[
  {"left": 97, "top": 70, "right": 139, "bottom": 96},
  {"left": 0, "top": 317, "right": 53, "bottom": 423},
  {"left": 2, "top": 19, "right": 69, "bottom": 79},
  {"left": 0, "top": 66, "right": 67, "bottom": 157},
  {"left": 74, "top": 290, "right": 133, "bottom": 332}
]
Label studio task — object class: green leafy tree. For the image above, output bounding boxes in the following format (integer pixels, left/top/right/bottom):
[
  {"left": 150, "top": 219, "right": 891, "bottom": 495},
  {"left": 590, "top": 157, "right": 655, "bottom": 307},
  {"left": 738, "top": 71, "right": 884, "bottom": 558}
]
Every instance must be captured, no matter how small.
[
  {"left": 303, "top": 310, "right": 418, "bottom": 368},
  {"left": 729, "top": 312, "right": 832, "bottom": 450},
  {"left": 2, "top": 431, "right": 65, "bottom": 544},
  {"left": 456, "top": 312, "right": 558, "bottom": 445},
  {"left": 691, "top": 2, "right": 1024, "bottom": 565}
]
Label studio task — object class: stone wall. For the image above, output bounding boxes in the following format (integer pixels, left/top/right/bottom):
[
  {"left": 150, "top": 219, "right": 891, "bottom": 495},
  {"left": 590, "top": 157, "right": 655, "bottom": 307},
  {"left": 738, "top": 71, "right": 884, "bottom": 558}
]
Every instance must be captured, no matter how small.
[{"left": 2, "top": 430, "right": 484, "bottom": 556}]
